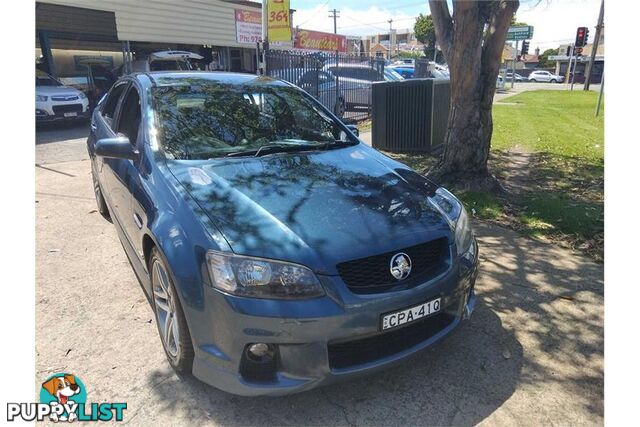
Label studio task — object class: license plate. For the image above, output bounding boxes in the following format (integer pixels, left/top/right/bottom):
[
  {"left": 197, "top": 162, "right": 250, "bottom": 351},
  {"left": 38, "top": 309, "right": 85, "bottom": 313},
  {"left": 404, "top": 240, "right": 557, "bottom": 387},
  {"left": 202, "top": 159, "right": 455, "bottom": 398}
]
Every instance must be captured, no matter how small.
[
  {"left": 64, "top": 112, "right": 78, "bottom": 117},
  {"left": 381, "top": 298, "right": 441, "bottom": 331}
]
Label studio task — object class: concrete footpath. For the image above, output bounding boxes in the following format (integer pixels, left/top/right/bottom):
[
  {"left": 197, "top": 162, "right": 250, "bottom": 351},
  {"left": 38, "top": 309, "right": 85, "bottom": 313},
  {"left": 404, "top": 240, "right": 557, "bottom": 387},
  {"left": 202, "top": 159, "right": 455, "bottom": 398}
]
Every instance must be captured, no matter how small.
[{"left": 36, "top": 159, "right": 603, "bottom": 426}]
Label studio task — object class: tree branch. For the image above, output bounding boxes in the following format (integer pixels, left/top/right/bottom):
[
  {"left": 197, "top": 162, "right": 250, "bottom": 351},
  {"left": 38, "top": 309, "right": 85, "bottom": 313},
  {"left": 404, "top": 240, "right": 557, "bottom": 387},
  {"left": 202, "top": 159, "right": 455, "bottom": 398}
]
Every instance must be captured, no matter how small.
[{"left": 428, "top": 0, "right": 453, "bottom": 61}]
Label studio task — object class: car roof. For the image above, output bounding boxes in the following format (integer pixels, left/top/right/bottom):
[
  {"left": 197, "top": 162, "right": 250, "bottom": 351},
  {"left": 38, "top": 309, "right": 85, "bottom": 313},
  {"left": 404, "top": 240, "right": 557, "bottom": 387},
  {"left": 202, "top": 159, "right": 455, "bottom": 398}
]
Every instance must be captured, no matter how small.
[
  {"left": 327, "top": 64, "right": 377, "bottom": 69},
  {"left": 138, "top": 71, "right": 291, "bottom": 88}
]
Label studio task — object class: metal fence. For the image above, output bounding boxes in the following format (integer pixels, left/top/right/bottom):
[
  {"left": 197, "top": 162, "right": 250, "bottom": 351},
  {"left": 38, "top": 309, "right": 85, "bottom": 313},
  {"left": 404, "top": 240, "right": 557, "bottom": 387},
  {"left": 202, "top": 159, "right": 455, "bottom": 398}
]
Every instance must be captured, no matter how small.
[{"left": 265, "top": 50, "right": 385, "bottom": 122}]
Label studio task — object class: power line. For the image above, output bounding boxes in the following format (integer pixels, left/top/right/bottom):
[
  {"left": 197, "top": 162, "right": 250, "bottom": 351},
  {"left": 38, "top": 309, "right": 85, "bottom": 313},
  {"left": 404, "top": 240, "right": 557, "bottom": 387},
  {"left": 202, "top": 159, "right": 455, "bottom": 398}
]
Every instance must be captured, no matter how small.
[
  {"left": 339, "top": 16, "right": 416, "bottom": 31},
  {"left": 296, "top": 0, "right": 330, "bottom": 28}
]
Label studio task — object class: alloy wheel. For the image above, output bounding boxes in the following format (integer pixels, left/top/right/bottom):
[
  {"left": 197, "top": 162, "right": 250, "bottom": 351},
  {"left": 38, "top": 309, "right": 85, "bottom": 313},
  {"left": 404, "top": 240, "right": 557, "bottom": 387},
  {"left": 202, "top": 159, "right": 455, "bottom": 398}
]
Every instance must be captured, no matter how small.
[{"left": 152, "top": 260, "right": 180, "bottom": 358}]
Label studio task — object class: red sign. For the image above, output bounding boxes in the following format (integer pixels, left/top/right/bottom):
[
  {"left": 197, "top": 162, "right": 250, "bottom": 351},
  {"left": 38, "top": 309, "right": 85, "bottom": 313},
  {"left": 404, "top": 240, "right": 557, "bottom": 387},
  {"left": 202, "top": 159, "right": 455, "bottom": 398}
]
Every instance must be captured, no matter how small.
[{"left": 294, "top": 29, "right": 346, "bottom": 52}]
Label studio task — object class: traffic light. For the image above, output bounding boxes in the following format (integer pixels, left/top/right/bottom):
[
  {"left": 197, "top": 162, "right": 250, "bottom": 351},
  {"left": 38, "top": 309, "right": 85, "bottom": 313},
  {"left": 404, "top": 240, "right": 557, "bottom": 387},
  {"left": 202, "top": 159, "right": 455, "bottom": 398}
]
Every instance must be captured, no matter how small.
[
  {"left": 521, "top": 41, "right": 530, "bottom": 55},
  {"left": 575, "top": 26, "right": 589, "bottom": 47}
]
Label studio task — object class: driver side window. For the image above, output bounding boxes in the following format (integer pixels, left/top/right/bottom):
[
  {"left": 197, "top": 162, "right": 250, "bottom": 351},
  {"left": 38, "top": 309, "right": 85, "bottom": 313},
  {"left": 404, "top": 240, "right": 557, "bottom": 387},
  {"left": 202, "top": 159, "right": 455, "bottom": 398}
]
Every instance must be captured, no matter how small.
[
  {"left": 116, "top": 87, "right": 142, "bottom": 147},
  {"left": 101, "top": 83, "right": 127, "bottom": 128}
]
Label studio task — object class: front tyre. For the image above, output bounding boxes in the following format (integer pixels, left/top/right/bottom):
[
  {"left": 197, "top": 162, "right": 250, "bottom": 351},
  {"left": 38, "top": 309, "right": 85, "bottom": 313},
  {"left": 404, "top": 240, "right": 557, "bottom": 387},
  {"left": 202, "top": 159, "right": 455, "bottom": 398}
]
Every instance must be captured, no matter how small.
[
  {"left": 150, "top": 248, "right": 194, "bottom": 374},
  {"left": 550, "top": 79, "right": 557, "bottom": 83}
]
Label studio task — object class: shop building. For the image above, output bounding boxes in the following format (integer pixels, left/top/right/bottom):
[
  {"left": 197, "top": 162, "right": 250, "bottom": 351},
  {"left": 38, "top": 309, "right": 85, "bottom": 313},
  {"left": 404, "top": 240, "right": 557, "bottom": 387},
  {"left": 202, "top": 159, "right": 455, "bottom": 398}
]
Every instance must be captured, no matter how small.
[{"left": 36, "top": 0, "right": 264, "bottom": 85}]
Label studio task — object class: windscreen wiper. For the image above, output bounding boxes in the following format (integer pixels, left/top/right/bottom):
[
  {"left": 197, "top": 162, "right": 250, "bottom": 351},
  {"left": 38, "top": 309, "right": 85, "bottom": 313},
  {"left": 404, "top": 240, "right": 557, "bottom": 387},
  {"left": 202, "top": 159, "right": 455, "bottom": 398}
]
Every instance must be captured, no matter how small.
[{"left": 226, "top": 143, "right": 328, "bottom": 158}]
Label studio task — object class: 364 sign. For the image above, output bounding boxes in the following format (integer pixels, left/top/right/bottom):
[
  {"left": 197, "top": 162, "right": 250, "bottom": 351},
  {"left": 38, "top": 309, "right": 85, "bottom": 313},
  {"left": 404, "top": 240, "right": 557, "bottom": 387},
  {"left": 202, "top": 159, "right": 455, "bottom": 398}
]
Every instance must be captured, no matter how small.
[{"left": 267, "top": 0, "right": 291, "bottom": 42}]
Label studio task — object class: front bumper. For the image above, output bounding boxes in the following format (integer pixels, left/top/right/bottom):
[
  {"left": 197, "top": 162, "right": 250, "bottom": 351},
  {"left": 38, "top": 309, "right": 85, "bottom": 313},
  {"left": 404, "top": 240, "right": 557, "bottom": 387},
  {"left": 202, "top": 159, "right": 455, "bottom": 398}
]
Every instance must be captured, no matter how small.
[
  {"left": 36, "top": 99, "right": 90, "bottom": 122},
  {"left": 188, "top": 240, "right": 478, "bottom": 396}
]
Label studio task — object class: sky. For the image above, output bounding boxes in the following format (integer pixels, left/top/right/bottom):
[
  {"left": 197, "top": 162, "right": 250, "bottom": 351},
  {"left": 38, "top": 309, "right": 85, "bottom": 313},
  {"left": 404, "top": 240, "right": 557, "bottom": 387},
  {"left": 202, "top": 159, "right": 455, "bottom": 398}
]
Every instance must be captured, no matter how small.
[{"left": 290, "top": 0, "right": 603, "bottom": 51}]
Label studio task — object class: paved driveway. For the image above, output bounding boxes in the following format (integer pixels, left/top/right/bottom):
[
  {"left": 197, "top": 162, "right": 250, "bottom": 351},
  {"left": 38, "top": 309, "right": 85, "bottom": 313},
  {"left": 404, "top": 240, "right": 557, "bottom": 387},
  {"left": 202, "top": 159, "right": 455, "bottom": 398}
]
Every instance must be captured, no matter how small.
[{"left": 35, "top": 148, "right": 603, "bottom": 425}]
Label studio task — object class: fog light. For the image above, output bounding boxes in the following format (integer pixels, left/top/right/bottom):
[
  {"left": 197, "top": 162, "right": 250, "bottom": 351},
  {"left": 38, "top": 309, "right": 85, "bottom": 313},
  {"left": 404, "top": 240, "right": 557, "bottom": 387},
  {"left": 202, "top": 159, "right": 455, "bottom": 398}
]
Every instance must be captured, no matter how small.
[
  {"left": 247, "top": 343, "right": 274, "bottom": 360},
  {"left": 241, "top": 343, "right": 278, "bottom": 382}
]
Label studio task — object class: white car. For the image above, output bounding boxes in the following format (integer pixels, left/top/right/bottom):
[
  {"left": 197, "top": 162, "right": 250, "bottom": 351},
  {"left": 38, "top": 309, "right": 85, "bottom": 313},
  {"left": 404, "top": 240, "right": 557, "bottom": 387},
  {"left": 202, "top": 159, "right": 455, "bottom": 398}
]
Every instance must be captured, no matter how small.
[
  {"left": 36, "top": 70, "right": 90, "bottom": 123},
  {"left": 528, "top": 70, "right": 564, "bottom": 83}
]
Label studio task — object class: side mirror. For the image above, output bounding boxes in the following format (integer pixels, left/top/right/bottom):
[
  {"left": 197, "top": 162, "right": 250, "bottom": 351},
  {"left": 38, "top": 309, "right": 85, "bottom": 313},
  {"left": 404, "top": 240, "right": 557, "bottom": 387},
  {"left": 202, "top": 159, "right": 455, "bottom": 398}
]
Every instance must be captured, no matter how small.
[
  {"left": 95, "top": 136, "right": 137, "bottom": 160},
  {"left": 345, "top": 124, "right": 359, "bottom": 137}
]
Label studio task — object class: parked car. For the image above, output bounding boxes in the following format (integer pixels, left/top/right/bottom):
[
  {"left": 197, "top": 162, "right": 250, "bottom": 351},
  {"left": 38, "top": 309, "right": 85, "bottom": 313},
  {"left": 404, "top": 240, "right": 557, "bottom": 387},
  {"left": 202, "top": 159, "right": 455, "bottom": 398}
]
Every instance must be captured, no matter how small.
[
  {"left": 269, "top": 68, "right": 346, "bottom": 117},
  {"left": 384, "top": 67, "right": 405, "bottom": 81},
  {"left": 114, "top": 50, "right": 204, "bottom": 76},
  {"left": 528, "top": 70, "right": 564, "bottom": 83},
  {"left": 88, "top": 71, "right": 478, "bottom": 396},
  {"left": 325, "top": 64, "right": 404, "bottom": 110},
  {"left": 389, "top": 65, "right": 415, "bottom": 79},
  {"left": 36, "top": 70, "right": 90, "bottom": 122},
  {"left": 506, "top": 72, "right": 524, "bottom": 82}
]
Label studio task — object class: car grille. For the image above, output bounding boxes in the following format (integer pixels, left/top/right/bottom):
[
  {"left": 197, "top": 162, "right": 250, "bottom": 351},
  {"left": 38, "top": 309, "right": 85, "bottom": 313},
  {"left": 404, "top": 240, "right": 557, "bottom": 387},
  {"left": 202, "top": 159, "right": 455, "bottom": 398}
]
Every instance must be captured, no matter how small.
[
  {"left": 328, "top": 308, "right": 456, "bottom": 370},
  {"left": 51, "top": 95, "right": 79, "bottom": 101},
  {"left": 52, "top": 104, "right": 83, "bottom": 115},
  {"left": 336, "top": 237, "right": 449, "bottom": 294}
]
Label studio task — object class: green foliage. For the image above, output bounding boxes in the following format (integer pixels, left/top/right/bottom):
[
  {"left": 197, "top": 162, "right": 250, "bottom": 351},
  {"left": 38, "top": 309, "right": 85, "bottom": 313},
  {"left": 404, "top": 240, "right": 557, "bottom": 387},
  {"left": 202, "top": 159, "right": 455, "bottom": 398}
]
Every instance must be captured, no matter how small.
[
  {"left": 538, "top": 48, "right": 559, "bottom": 68},
  {"left": 458, "top": 192, "right": 503, "bottom": 220},
  {"left": 510, "top": 15, "right": 529, "bottom": 26},
  {"left": 398, "top": 51, "right": 424, "bottom": 59},
  {"left": 414, "top": 14, "right": 443, "bottom": 62}
]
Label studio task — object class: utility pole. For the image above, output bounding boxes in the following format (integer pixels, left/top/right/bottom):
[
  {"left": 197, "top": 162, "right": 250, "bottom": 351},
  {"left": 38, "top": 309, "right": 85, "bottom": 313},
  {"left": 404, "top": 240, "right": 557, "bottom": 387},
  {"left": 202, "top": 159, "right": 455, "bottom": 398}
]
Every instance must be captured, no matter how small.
[
  {"left": 329, "top": 8, "right": 339, "bottom": 34},
  {"left": 511, "top": 40, "right": 518, "bottom": 89},
  {"left": 260, "top": 0, "right": 268, "bottom": 75},
  {"left": 595, "top": 70, "right": 604, "bottom": 116},
  {"left": 584, "top": 0, "right": 604, "bottom": 91},
  {"left": 329, "top": 8, "right": 340, "bottom": 113},
  {"left": 565, "top": 44, "right": 574, "bottom": 89},
  {"left": 388, "top": 19, "right": 393, "bottom": 59}
]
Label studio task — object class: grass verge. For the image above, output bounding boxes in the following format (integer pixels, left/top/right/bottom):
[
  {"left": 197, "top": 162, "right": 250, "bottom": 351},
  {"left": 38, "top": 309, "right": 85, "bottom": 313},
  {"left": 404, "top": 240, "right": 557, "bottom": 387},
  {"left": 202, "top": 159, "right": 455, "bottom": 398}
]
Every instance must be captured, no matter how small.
[{"left": 385, "top": 90, "right": 604, "bottom": 261}]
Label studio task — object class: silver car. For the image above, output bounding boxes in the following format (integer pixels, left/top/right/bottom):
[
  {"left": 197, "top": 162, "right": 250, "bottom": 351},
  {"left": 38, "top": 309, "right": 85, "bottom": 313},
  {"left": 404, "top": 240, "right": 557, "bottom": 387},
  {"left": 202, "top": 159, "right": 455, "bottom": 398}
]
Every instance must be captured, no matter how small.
[{"left": 528, "top": 70, "right": 564, "bottom": 83}]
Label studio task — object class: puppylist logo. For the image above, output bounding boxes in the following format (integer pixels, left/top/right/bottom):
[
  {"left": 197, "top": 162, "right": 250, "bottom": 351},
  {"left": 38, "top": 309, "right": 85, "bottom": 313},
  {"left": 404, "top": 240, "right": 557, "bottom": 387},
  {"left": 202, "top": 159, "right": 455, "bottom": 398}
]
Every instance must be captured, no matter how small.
[{"left": 6, "top": 373, "right": 126, "bottom": 422}]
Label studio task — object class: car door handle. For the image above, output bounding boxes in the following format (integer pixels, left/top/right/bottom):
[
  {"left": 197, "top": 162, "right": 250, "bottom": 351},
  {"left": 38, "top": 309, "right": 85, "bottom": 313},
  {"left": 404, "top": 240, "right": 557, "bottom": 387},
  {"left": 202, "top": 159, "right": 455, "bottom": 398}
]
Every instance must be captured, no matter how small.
[
  {"left": 90, "top": 123, "right": 97, "bottom": 132},
  {"left": 133, "top": 212, "right": 143, "bottom": 230}
]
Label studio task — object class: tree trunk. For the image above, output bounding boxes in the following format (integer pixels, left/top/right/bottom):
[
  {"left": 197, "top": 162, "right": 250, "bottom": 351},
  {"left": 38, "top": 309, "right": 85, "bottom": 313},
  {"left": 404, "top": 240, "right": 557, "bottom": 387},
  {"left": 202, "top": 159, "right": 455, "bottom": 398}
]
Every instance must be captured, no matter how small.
[{"left": 428, "top": 0, "right": 519, "bottom": 191}]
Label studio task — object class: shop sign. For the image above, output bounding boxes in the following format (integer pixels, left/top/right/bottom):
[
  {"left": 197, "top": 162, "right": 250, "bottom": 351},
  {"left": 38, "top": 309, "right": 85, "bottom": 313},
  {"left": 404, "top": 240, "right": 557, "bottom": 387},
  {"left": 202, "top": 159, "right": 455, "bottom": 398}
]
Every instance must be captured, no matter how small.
[
  {"left": 235, "top": 9, "right": 262, "bottom": 44},
  {"left": 267, "top": 0, "right": 292, "bottom": 42},
  {"left": 294, "top": 29, "right": 347, "bottom": 52}
]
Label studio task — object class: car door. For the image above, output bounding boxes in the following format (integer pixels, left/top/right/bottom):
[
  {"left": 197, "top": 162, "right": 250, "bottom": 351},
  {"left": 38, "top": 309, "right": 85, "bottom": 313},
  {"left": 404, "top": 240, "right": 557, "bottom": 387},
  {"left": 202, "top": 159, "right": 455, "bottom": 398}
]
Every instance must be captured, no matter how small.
[
  {"left": 89, "top": 81, "right": 129, "bottom": 219},
  {"left": 111, "top": 84, "right": 146, "bottom": 260}
]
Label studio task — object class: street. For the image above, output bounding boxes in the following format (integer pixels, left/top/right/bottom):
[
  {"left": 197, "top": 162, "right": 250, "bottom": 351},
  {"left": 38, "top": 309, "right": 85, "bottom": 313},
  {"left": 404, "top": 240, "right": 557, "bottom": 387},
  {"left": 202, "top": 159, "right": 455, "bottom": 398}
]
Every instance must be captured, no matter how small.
[{"left": 35, "top": 123, "right": 603, "bottom": 425}]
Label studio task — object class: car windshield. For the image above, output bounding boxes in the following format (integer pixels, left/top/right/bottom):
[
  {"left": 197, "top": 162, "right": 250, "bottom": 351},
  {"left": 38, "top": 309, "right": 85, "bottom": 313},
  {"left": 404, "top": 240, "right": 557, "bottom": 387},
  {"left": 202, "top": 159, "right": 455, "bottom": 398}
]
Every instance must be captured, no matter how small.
[
  {"left": 36, "top": 71, "right": 62, "bottom": 87},
  {"left": 384, "top": 68, "right": 403, "bottom": 81},
  {"left": 152, "top": 83, "right": 355, "bottom": 159}
]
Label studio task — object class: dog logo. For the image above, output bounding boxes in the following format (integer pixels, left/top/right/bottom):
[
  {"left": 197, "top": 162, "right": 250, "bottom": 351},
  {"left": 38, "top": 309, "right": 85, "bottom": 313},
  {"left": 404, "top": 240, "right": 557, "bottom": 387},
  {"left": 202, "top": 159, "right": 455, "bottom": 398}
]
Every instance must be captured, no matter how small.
[
  {"left": 390, "top": 253, "right": 412, "bottom": 280},
  {"left": 40, "top": 373, "right": 86, "bottom": 422},
  {"left": 7, "top": 372, "right": 126, "bottom": 422}
]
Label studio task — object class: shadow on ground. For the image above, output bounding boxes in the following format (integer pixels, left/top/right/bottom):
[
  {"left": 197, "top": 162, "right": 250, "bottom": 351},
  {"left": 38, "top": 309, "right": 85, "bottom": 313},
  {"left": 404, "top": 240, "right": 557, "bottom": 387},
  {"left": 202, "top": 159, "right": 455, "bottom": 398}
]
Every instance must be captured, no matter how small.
[
  {"left": 133, "top": 222, "right": 603, "bottom": 426},
  {"left": 139, "top": 302, "right": 521, "bottom": 426},
  {"left": 36, "top": 120, "right": 90, "bottom": 145}
]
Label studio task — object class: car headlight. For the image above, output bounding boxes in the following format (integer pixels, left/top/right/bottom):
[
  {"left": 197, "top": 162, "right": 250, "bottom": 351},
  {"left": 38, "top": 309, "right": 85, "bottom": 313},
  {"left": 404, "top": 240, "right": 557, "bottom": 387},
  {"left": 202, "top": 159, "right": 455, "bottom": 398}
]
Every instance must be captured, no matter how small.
[
  {"left": 78, "top": 92, "right": 87, "bottom": 99},
  {"left": 36, "top": 95, "right": 47, "bottom": 102},
  {"left": 206, "top": 251, "right": 325, "bottom": 299},
  {"left": 428, "top": 188, "right": 473, "bottom": 254}
]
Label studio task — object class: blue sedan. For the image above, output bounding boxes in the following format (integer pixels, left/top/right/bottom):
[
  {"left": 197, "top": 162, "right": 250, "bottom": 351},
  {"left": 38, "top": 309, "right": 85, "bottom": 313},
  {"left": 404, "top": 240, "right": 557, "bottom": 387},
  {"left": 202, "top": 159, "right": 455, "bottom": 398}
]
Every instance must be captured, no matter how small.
[{"left": 87, "top": 72, "right": 478, "bottom": 396}]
